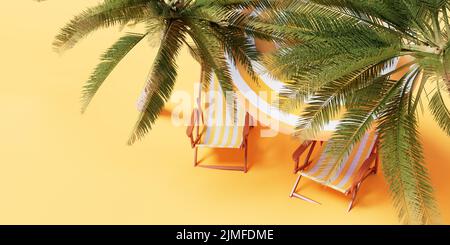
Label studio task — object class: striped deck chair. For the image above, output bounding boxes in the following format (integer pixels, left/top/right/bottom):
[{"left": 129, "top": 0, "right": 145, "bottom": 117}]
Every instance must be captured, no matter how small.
[
  {"left": 289, "top": 130, "right": 379, "bottom": 212},
  {"left": 186, "top": 75, "right": 253, "bottom": 173}
]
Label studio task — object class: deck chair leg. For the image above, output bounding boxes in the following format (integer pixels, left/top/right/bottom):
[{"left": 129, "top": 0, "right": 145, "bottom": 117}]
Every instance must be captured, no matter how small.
[
  {"left": 244, "top": 140, "right": 248, "bottom": 173},
  {"left": 194, "top": 144, "right": 248, "bottom": 172},
  {"left": 290, "top": 175, "right": 302, "bottom": 197},
  {"left": 372, "top": 153, "right": 379, "bottom": 175},
  {"left": 347, "top": 184, "right": 360, "bottom": 212},
  {"left": 292, "top": 192, "right": 321, "bottom": 205},
  {"left": 289, "top": 175, "right": 321, "bottom": 205},
  {"left": 194, "top": 146, "right": 198, "bottom": 167}
]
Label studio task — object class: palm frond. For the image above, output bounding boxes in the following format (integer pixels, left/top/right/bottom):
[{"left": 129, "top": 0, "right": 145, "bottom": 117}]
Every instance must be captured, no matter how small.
[
  {"left": 81, "top": 32, "right": 147, "bottom": 113},
  {"left": 182, "top": 40, "right": 214, "bottom": 90},
  {"left": 210, "top": 24, "right": 261, "bottom": 81},
  {"left": 53, "top": 0, "right": 161, "bottom": 52},
  {"left": 307, "top": 0, "right": 415, "bottom": 33},
  {"left": 378, "top": 80, "right": 441, "bottom": 224},
  {"left": 295, "top": 58, "right": 408, "bottom": 139},
  {"left": 429, "top": 82, "right": 450, "bottom": 136},
  {"left": 187, "top": 19, "right": 235, "bottom": 97},
  {"left": 269, "top": 0, "right": 446, "bottom": 225},
  {"left": 320, "top": 65, "right": 421, "bottom": 182},
  {"left": 127, "top": 21, "right": 186, "bottom": 145},
  {"left": 267, "top": 27, "right": 401, "bottom": 88},
  {"left": 193, "top": 3, "right": 297, "bottom": 42}
]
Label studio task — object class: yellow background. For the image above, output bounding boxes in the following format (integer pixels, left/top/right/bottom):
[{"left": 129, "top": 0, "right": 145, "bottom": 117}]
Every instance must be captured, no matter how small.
[{"left": 0, "top": 1, "right": 449, "bottom": 224}]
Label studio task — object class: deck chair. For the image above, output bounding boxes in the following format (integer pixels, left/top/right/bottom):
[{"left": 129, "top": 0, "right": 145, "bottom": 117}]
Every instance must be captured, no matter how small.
[
  {"left": 186, "top": 75, "right": 253, "bottom": 173},
  {"left": 289, "top": 130, "right": 379, "bottom": 212}
]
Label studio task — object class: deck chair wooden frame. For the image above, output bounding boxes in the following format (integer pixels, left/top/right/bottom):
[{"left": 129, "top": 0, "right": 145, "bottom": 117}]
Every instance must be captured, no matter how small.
[
  {"left": 289, "top": 136, "right": 379, "bottom": 212},
  {"left": 186, "top": 109, "right": 252, "bottom": 173},
  {"left": 186, "top": 71, "right": 254, "bottom": 173}
]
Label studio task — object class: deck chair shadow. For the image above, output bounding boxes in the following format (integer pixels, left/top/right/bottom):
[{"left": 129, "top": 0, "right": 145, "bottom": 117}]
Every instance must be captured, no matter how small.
[
  {"left": 186, "top": 75, "right": 254, "bottom": 173},
  {"left": 289, "top": 130, "right": 379, "bottom": 212}
]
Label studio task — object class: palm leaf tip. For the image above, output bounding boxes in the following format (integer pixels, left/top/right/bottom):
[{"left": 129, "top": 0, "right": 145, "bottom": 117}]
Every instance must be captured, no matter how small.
[
  {"left": 52, "top": 0, "right": 152, "bottom": 52},
  {"left": 127, "top": 22, "right": 185, "bottom": 145},
  {"left": 429, "top": 87, "right": 450, "bottom": 136},
  {"left": 80, "top": 32, "right": 147, "bottom": 113},
  {"left": 378, "top": 80, "right": 441, "bottom": 224}
]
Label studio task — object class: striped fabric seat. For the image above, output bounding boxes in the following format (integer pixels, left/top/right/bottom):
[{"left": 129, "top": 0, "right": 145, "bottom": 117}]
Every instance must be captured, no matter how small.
[
  {"left": 197, "top": 75, "right": 246, "bottom": 149},
  {"left": 300, "top": 130, "right": 378, "bottom": 193}
]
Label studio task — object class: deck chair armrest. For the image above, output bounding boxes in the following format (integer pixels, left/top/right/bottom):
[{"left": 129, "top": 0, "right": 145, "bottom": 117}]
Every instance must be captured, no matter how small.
[
  {"left": 186, "top": 108, "right": 203, "bottom": 148},
  {"left": 292, "top": 140, "right": 313, "bottom": 163},
  {"left": 186, "top": 109, "right": 197, "bottom": 137},
  {"left": 240, "top": 112, "right": 251, "bottom": 149},
  {"left": 243, "top": 112, "right": 251, "bottom": 137},
  {"left": 292, "top": 140, "right": 316, "bottom": 172},
  {"left": 353, "top": 140, "right": 379, "bottom": 187},
  {"left": 351, "top": 150, "right": 378, "bottom": 191}
]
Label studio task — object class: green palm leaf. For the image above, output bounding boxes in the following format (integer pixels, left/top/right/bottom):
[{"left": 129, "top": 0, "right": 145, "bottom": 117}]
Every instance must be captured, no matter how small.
[
  {"left": 429, "top": 84, "right": 450, "bottom": 136},
  {"left": 46, "top": 0, "right": 286, "bottom": 144},
  {"left": 210, "top": 24, "right": 261, "bottom": 81},
  {"left": 295, "top": 57, "right": 406, "bottom": 138},
  {"left": 53, "top": 0, "right": 159, "bottom": 52},
  {"left": 272, "top": 0, "right": 448, "bottom": 224},
  {"left": 127, "top": 21, "right": 186, "bottom": 145},
  {"left": 44, "top": 0, "right": 450, "bottom": 225},
  {"left": 81, "top": 32, "right": 147, "bottom": 113},
  {"left": 378, "top": 81, "right": 440, "bottom": 224},
  {"left": 322, "top": 65, "right": 421, "bottom": 181},
  {"left": 188, "top": 19, "right": 234, "bottom": 96}
]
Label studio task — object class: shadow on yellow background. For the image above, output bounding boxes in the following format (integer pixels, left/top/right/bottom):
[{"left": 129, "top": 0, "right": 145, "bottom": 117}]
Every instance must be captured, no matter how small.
[{"left": 0, "top": 1, "right": 448, "bottom": 224}]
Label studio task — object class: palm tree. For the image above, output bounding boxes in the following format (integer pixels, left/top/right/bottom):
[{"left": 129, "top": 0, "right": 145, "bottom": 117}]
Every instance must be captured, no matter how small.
[
  {"left": 41, "top": 0, "right": 446, "bottom": 224},
  {"left": 266, "top": 0, "right": 449, "bottom": 224},
  {"left": 41, "top": 0, "right": 286, "bottom": 144}
]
